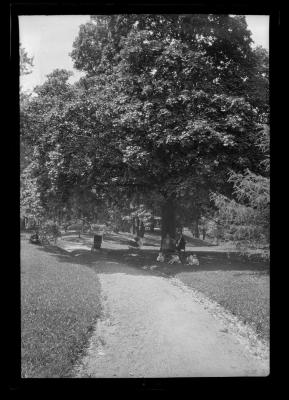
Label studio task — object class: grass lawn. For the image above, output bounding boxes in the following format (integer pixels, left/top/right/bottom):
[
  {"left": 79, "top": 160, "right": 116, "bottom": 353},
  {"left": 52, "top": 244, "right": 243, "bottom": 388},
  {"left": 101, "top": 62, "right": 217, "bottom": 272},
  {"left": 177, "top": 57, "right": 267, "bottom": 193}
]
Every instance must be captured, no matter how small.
[
  {"left": 175, "top": 269, "right": 269, "bottom": 340},
  {"left": 147, "top": 253, "right": 269, "bottom": 341},
  {"left": 21, "top": 235, "right": 102, "bottom": 378}
]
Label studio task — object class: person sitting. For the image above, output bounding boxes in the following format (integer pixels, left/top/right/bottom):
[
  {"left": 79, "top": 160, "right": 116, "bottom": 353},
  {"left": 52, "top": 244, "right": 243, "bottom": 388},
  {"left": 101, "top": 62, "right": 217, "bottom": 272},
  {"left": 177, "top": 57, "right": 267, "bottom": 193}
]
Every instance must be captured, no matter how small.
[
  {"left": 168, "top": 254, "right": 181, "bottom": 264},
  {"left": 29, "top": 231, "right": 41, "bottom": 245},
  {"left": 186, "top": 254, "right": 200, "bottom": 266},
  {"left": 156, "top": 252, "right": 165, "bottom": 262},
  {"left": 128, "top": 236, "right": 142, "bottom": 249}
]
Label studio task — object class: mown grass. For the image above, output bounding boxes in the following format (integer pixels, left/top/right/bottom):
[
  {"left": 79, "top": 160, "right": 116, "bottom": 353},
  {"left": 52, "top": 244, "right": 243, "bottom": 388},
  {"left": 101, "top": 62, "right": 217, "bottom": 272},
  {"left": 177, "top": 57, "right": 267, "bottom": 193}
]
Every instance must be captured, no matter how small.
[
  {"left": 21, "top": 236, "right": 102, "bottom": 378},
  {"left": 175, "top": 269, "right": 269, "bottom": 340},
  {"left": 146, "top": 254, "right": 270, "bottom": 341}
]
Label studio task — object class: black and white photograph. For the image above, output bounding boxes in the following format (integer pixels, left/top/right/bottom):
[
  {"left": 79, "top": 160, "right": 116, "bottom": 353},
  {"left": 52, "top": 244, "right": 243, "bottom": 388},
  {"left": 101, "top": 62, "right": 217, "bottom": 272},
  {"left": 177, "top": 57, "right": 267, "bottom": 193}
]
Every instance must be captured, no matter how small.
[{"left": 18, "top": 11, "right": 271, "bottom": 379}]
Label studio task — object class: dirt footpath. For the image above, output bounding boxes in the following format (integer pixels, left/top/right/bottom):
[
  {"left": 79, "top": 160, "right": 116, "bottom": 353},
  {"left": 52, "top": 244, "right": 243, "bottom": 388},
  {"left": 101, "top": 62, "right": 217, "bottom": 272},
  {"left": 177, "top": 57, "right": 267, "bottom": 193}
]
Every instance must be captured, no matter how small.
[{"left": 66, "top": 251, "right": 269, "bottom": 378}]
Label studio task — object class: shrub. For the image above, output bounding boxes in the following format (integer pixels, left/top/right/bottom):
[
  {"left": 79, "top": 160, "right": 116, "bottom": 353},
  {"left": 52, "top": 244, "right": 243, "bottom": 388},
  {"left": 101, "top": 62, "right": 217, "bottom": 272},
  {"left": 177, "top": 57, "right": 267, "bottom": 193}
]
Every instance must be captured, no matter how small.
[{"left": 211, "top": 169, "right": 269, "bottom": 257}]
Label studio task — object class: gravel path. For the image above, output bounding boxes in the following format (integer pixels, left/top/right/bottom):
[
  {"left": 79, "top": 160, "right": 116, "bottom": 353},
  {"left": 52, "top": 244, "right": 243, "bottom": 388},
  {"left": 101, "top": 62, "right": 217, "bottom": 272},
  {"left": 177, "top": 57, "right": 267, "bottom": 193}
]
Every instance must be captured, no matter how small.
[{"left": 60, "top": 242, "right": 269, "bottom": 378}]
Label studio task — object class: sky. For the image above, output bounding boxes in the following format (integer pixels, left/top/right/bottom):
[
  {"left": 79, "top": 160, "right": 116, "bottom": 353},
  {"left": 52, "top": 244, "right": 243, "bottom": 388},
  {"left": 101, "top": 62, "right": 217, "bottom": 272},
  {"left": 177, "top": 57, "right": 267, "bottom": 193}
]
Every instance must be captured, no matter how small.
[{"left": 19, "top": 15, "right": 269, "bottom": 92}]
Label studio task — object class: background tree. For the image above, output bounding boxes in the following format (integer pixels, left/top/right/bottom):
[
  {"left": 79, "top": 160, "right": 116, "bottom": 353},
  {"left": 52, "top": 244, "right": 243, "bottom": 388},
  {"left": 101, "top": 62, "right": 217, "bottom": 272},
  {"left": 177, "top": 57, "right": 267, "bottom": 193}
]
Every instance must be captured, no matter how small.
[
  {"left": 20, "top": 45, "right": 34, "bottom": 76},
  {"left": 211, "top": 125, "right": 269, "bottom": 256},
  {"left": 20, "top": 45, "right": 36, "bottom": 228},
  {"left": 20, "top": 45, "right": 34, "bottom": 174}
]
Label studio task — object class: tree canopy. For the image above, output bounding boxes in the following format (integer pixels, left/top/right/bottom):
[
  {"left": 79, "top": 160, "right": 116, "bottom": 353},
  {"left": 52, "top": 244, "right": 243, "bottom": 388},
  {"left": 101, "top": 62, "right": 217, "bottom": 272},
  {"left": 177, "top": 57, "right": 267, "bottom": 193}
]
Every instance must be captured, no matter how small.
[
  {"left": 20, "top": 44, "right": 34, "bottom": 76},
  {"left": 20, "top": 15, "right": 269, "bottom": 246}
]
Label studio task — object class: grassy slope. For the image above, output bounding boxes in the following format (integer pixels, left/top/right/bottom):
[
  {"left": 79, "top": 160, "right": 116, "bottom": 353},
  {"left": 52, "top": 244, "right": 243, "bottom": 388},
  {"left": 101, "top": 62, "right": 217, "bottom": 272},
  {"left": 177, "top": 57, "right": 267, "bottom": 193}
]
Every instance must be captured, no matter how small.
[{"left": 21, "top": 237, "right": 102, "bottom": 378}]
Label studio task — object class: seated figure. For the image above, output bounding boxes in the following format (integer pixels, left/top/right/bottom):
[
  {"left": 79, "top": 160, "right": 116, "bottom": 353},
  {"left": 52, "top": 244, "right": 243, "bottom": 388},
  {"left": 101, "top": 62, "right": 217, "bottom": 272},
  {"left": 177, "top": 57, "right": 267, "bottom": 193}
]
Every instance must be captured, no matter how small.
[
  {"left": 168, "top": 254, "right": 181, "bottom": 264},
  {"left": 128, "top": 236, "right": 142, "bottom": 249},
  {"left": 156, "top": 252, "right": 165, "bottom": 262},
  {"left": 176, "top": 233, "right": 186, "bottom": 253},
  {"left": 186, "top": 254, "right": 200, "bottom": 266},
  {"left": 29, "top": 232, "right": 41, "bottom": 245}
]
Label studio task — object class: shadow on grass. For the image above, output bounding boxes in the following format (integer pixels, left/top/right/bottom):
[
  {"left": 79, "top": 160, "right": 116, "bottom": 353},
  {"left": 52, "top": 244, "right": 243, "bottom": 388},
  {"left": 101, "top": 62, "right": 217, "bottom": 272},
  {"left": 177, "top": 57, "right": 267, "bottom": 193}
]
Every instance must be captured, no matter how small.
[
  {"left": 100, "top": 231, "right": 214, "bottom": 248},
  {"left": 183, "top": 234, "right": 216, "bottom": 247},
  {"left": 103, "top": 232, "right": 161, "bottom": 247},
  {"left": 60, "top": 230, "right": 216, "bottom": 248},
  {"left": 103, "top": 233, "right": 135, "bottom": 246},
  {"left": 37, "top": 242, "right": 269, "bottom": 278},
  {"left": 61, "top": 236, "right": 92, "bottom": 243}
]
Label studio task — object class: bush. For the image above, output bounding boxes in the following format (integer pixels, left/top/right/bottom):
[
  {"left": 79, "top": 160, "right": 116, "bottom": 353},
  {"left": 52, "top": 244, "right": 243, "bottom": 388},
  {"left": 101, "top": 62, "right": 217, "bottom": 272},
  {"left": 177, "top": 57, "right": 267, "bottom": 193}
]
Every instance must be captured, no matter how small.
[
  {"left": 39, "top": 221, "right": 61, "bottom": 243},
  {"left": 211, "top": 169, "right": 269, "bottom": 258}
]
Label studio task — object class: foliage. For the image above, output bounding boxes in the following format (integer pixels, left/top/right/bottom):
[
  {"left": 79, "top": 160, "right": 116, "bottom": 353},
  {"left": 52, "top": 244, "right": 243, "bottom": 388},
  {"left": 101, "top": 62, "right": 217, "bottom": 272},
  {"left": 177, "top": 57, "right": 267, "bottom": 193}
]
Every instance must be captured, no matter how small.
[
  {"left": 38, "top": 221, "right": 62, "bottom": 241},
  {"left": 20, "top": 15, "right": 269, "bottom": 238},
  {"left": 20, "top": 45, "right": 34, "bottom": 173},
  {"left": 211, "top": 128, "right": 270, "bottom": 254},
  {"left": 244, "top": 46, "right": 269, "bottom": 122},
  {"left": 20, "top": 161, "right": 45, "bottom": 221},
  {"left": 70, "top": 15, "right": 267, "bottom": 204},
  {"left": 20, "top": 44, "right": 34, "bottom": 76}
]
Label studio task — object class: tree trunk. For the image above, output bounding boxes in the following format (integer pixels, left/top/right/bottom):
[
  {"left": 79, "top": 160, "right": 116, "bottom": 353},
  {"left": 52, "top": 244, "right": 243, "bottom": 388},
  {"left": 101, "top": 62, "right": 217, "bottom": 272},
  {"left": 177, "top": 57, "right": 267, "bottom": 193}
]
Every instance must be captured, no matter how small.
[
  {"left": 133, "top": 217, "right": 140, "bottom": 236},
  {"left": 202, "top": 228, "right": 206, "bottom": 241},
  {"left": 139, "top": 221, "right": 145, "bottom": 238},
  {"left": 131, "top": 217, "right": 137, "bottom": 235},
  {"left": 137, "top": 217, "right": 140, "bottom": 236},
  {"left": 195, "top": 217, "right": 199, "bottom": 238},
  {"left": 161, "top": 197, "right": 176, "bottom": 251},
  {"left": 58, "top": 209, "right": 62, "bottom": 226},
  {"left": 149, "top": 215, "right": 155, "bottom": 233},
  {"left": 216, "top": 223, "right": 220, "bottom": 245}
]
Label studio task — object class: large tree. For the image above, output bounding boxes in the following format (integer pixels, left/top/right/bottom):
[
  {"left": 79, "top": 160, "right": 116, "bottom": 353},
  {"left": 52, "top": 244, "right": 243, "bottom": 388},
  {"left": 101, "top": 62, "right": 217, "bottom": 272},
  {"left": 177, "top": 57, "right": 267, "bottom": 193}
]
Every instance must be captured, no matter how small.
[
  {"left": 70, "top": 14, "right": 268, "bottom": 245},
  {"left": 21, "top": 15, "right": 269, "bottom": 247}
]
